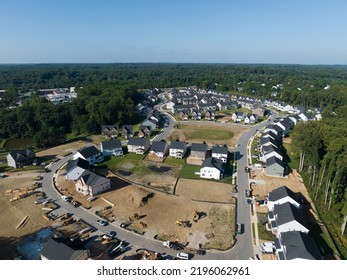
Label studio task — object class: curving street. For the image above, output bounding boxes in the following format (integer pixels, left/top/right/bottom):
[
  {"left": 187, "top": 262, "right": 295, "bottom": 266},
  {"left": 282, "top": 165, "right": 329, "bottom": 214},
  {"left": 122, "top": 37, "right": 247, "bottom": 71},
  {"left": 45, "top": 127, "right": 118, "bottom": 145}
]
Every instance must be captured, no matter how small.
[{"left": 41, "top": 108, "right": 277, "bottom": 260}]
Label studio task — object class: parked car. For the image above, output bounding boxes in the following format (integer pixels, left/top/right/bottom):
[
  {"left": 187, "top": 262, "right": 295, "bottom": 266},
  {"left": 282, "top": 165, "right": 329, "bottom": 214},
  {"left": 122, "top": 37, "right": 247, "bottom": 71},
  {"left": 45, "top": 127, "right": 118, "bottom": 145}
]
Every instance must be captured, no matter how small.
[
  {"left": 34, "top": 198, "right": 46, "bottom": 204},
  {"left": 97, "top": 219, "right": 108, "bottom": 226},
  {"left": 176, "top": 252, "right": 189, "bottom": 260},
  {"left": 61, "top": 195, "right": 70, "bottom": 202}
]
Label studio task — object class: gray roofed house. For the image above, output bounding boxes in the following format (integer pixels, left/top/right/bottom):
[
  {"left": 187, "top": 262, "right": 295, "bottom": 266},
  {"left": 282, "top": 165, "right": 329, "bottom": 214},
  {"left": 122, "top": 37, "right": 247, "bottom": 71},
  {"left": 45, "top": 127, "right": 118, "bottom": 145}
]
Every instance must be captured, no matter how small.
[
  {"left": 269, "top": 202, "right": 309, "bottom": 234},
  {"left": 149, "top": 140, "right": 169, "bottom": 158},
  {"left": 259, "top": 137, "right": 278, "bottom": 148},
  {"left": 121, "top": 125, "right": 134, "bottom": 139},
  {"left": 100, "top": 139, "right": 123, "bottom": 157},
  {"left": 261, "top": 131, "right": 280, "bottom": 141},
  {"left": 66, "top": 158, "right": 90, "bottom": 181},
  {"left": 73, "top": 146, "right": 102, "bottom": 165},
  {"left": 101, "top": 125, "right": 118, "bottom": 138},
  {"left": 267, "top": 185, "right": 301, "bottom": 211},
  {"left": 169, "top": 141, "right": 187, "bottom": 158},
  {"left": 190, "top": 143, "right": 208, "bottom": 160},
  {"left": 75, "top": 170, "right": 111, "bottom": 196},
  {"left": 200, "top": 157, "right": 224, "bottom": 180},
  {"left": 7, "top": 149, "right": 36, "bottom": 168},
  {"left": 276, "top": 231, "right": 322, "bottom": 260},
  {"left": 40, "top": 238, "right": 89, "bottom": 260},
  {"left": 263, "top": 124, "right": 283, "bottom": 137},
  {"left": 266, "top": 156, "right": 285, "bottom": 177},
  {"left": 138, "top": 125, "right": 151, "bottom": 138},
  {"left": 127, "top": 137, "right": 151, "bottom": 154},
  {"left": 211, "top": 145, "right": 229, "bottom": 163},
  {"left": 262, "top": 145, "right": 283, "bottom": 161}
]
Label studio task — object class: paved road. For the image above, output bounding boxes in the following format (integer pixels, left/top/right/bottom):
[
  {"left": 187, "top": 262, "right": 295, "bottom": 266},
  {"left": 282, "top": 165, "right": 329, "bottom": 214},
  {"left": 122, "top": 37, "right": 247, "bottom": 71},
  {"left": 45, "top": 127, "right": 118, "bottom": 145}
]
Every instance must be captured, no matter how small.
[{"left": 41, "top": 109, "right": 278, "bottom": 260}]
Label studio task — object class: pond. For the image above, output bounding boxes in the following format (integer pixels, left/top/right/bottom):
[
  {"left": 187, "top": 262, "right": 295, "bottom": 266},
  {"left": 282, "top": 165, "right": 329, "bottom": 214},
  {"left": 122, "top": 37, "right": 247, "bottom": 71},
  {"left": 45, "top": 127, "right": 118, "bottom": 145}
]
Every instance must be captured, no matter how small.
[
  {"left": 148, "top": 165, "right": 172, "bottom": 173},
  {"left": 118, "top": 169, "right": 132, "bottom": 176}
]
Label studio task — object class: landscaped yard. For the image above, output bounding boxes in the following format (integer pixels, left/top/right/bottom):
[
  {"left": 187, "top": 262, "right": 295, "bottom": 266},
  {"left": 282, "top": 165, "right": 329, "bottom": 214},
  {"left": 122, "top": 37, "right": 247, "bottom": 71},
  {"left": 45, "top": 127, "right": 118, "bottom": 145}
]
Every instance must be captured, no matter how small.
[
  {"left": 178, "top": 164, "right": 201, "bottom": 179},
  {"left": 282, "top": 142, "right": 299, "bottom": 170}
]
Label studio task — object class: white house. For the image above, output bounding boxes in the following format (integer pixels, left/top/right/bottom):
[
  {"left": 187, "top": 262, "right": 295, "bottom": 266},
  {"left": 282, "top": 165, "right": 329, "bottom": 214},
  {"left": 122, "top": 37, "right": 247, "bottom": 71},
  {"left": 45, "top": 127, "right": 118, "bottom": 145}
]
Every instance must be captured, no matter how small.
[
  {"left": 231, "top": 112, "right": 245, "bottom": 122},
  {"left": 73, "top": 146, "right": 102, "bottom": 165},
  {"left": 100, "top": 139, "right": 123, "bottom": 157},
  {"left": 211, "top": 145, "right": 229, "bottom": 163},
  {"left": 149, "top": 140, "right": 169, "bottom": 158},
  {"left": 75, "top": 170, "right": 111, "bottom": 196},
  {"left": 268, "top": 202, "right": 309, "bottom": 234},
  {"left": 275, "top": 231, "right": 322, "bottom": 260},
  {"left": 65, "top": 158, "right": 90, "bottom": 181},
  {"left": 169, "top": 141, "right": 187, "bottom": 159},
  {"left": 127, "top": 137, "right": 151, "bottom": 154},
  {"left": 7, "top": 149, "right": 36, "bottom": 168},
  {"left": 200, "top": 157, "right": 224, "bottom": 180},
  {"left": 267, "top": 185, "right": 301, "bottom": 211}
]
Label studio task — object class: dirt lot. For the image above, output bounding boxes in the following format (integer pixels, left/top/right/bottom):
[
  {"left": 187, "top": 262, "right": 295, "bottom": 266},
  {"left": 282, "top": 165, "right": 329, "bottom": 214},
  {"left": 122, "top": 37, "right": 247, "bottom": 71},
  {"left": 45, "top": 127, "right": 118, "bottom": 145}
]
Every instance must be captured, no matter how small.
[
  {"left": 166, "top": 123, "right": 249, "bottom": 147},
  {"left": 175, "top": 178, "right": 235, "bottom": 203},
  {"left": 251, "top": 169, "right": 315, "bottom": 217},
  {"left": 0, "top": 171, "right": 53, "bottom": 259}
]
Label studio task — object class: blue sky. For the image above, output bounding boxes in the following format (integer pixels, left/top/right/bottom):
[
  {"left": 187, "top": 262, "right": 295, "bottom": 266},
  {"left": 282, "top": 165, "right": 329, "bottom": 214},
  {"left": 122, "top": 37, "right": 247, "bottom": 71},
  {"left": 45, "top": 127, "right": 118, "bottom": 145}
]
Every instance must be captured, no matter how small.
[{"left": 1, "top": 0, "right": 347, "bottom": 64}]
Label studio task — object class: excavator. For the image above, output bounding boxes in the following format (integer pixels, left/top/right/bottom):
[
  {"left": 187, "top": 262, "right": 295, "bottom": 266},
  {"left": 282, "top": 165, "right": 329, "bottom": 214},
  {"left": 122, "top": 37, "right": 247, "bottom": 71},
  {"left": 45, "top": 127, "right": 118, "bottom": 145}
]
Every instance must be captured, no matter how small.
[
  {"left": 176, "top": 220, "right": 191, "bottom": 227},
  {"left": 192, "top": 211, "right": 207, "bottom": 222}
]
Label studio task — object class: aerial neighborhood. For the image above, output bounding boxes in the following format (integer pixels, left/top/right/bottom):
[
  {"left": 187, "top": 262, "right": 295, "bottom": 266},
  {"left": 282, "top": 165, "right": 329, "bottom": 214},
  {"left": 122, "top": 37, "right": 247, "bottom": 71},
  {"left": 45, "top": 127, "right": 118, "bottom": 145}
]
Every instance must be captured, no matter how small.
[{"left": 1, "top": 85, "right": 328, "bottom": 261}]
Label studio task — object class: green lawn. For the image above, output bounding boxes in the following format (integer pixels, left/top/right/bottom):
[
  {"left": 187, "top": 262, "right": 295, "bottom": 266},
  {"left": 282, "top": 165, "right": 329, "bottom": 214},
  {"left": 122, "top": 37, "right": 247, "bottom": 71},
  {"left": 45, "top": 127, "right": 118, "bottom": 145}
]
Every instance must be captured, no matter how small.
[
  {"left": 257, "top": 213, "right": 276, "bottom": 242},
  {"left": 178, "top": 164, "right": 201, "bottom": 179},
  {"left": 282, "top": 142, "right": 299, "bottom": 170},
  {"left": 3, "top": 138, "right": 34, "bottom": 151},
  {"left": 308, "top": 222, "right": 334, "bottom": 256},
  {"left": 164, "top": 157, "right": 186, "bottom": 166},
  {"left": 184, "top": 128, "right": 234, "bottom": 141}
]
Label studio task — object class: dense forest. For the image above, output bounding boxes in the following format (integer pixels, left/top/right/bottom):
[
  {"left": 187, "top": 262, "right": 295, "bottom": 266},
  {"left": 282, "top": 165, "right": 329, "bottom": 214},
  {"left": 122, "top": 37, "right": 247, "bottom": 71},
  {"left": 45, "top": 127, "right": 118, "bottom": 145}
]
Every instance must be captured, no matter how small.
[{"left": 1, "top": 63, "right": 347, "bottom": 257}]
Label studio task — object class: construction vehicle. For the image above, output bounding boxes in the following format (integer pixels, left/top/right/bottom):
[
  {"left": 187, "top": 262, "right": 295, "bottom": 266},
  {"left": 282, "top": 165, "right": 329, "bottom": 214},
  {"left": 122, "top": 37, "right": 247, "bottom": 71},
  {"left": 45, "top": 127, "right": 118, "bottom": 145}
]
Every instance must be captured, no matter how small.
[{"left": 176, "top": 220, "right": 191, "bottom": 227}]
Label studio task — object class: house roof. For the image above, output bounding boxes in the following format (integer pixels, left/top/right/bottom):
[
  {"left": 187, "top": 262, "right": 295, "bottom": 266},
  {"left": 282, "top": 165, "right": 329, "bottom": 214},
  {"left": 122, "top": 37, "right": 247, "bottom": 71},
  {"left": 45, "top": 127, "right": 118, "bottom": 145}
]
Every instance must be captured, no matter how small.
[
  {"left": 201, "top": 157, "right": 224, "bottom": 171},
  {"left": 9, "top": 149, "right": 35, "bottom": 162},
  {"left": 80, "top": 170, "right": 109, "bottom": 187},
  {"left": 77, "top": 146, "right": 99, "bottom": 159},
  {"left": 265, "top": 124, "right": 283, "bottom": 134},
  {"left": 280, "top": 231, "right": 321, "bottom": 260},
  {"left": 122, "top": 125, "right": 134, "bottom": 132},
  {"left": 101, "top": 125, "right": 117, "bottom": 131},
  {"left": 266, "top": 156, "right": 284, "bottom": 168},
  {"left": 268, "top": 186, "right": 300, "bottom": 204},
  {"left": 212, "top": 145, "right": 228, "bottom": 155},
  {"left": 261, "top": 131, "right": 280, "bottom": 140},
  {"left": 150, "top": 140, "right": 168, "bottom": 153},
  {"left": 101, "top": 139, "right": 122, "bottom": 150},
  {"left": 169, "top": 141, "right": 187, "bottom": 150},
  {"left": 273, "top": 202, "right": 308, "bottom": 229},
  {"left": 259, "top": 137, "right": 278, "bottom": 147},
  {"left": 66, "top": 158, "right": 90, "bottom": 173},
  {"left": 128, "top": 137, "right": 150, "bottom": 147},
  {"left": 191, "top": 143, "right": 208, "bottom": 153},
  {"left": 263, "top": 145, "right": 282, "bottom": 156},
  {"left": 40, "top": 238, "right": 87, "bottom": 260}
]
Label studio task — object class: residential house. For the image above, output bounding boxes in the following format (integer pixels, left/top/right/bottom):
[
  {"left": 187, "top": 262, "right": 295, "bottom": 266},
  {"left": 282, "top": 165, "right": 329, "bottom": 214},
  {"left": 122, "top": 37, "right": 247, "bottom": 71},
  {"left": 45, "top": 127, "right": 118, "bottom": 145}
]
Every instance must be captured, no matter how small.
[
  {"left": 149, "top": 140, "right": 169, "bottom": 158},
  {"left": 267, "top": 186, "right": 301, "bottom": 211},
  {"left": 268, "top": 202, "right": 309, "bottom": 234},
  {"left": 121, "top": 125, "right": 134, "bottom": 139},
  {"left": 7, "top": 149, "right": 36, "bottom": 168},
  {"left": 169, "top": 141, "right": 187, "bottom": 159},
  {"left": 275, "top": 118, "right": 293, "bottom": 136},
  {"left": 200, "top": 157, "right": 224, "bottom": 180},
  {"left": 41, "top": 238, "right": 89, "bottom": 260},
  {"left": 191, "top": 110, "right": 201, "bottom": 120},
  {"left": 66, "top": 158, "right": 90, "bottom": 181},
  {"left": 261, "top": 145, "right": 283, "bottom": 162},
  {"left": 75, "top": 170, "right": 111, "bottom": 196},
  {"left": 259, "top": 137, "right": 279, "bottom": 149},
  {"left": 266, "top": 156, "right": 285, "bottom": 177},
  {"left": 261, "top": 131, "right": 281, "bottom": 141},
  {"left": 190, "top": 143, "right": 208, "bottom": 160},
  {"left": 211, "top": 145, "right": 229, "bottom": 163},
  {"left": 127, "top": 137, "right": 151, "bottom": 155},
  {"left": 141, "top": 119, "right": 157, "bottom": 130},
  {"left": 205, "top": 110, "right": 215, "bottom": 120},
  {"left": 138, "top": 125, "right": 151, "bottom": 138},
  {"left": 179, "top": 110, "right": 189, "bottom": 120},
  {"left": 101, "top": 125, "right": 118, "bottom": 138},
  {"left": 275, "top": 231, "right": 322, "bottom": 260},
  {"left": 298, "top": 112, "right": 315, "bottom": 122},
  {"left": 244, "top": 113, "right": 259, "bottom": 124},
  {"left": 73, "top": 146, "right": 102, "bottom": 166},
  {"left": 253, "top": 105, "right": 267, "bottom": 117},
  {"left": 100, "top": 139, "right": 123, "bottom": 157},
  {"left": 231, "top": 111, "right": 245, "bottom": 122},
  {"left": 263, "top": 124, "right": 283, "bottom": 137}
]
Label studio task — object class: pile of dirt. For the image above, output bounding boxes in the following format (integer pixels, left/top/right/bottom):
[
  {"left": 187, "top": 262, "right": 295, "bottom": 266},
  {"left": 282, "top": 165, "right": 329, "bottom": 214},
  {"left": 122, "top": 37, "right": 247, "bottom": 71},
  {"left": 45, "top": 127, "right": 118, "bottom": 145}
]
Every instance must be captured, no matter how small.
[{"left": 127, "top": 188, "right": 155, "bottom": 208}]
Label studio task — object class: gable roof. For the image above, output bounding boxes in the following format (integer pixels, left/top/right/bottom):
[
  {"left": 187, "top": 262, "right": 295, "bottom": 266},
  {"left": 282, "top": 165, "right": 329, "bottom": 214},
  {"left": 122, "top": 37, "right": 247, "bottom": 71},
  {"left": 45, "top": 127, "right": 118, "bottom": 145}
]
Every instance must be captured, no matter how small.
[
  {"left": 259, "top": 137, "right": 278, "bottom": 147},
  {"left": 41, "top": 238, "right": 87, "bottom": 260},
  {"left": 101, "top": 125, "right": 118, "bottom": 131},
  {"left": 80, "top": 170, "right": 108, "bottom": 187},
  {"left": 150, "top": 140, "right": 168, "bottom": 153},
  {"left": 268, "top": 186, "right": 299, "bottom": 204},
  {"left": 66, "top": 158, "right": 90, "bottom": 173},
  {"left": 263, "top": 145, "right": 282, "bottom": 156},
  {"left": 128, "top": 137, "right": 150, "bottom": 147},
  {"left": 122, "top": 125, "right": 134, "bottom": 132},
  {"left": 191, "top": 143, "right": 208, "bottom": 153},
  {"left": 169, "top": 141, "right": 187, "bottom": 150},
  {"left": 212, "top": 145, "right": 228, "bottom": 155},
  {"left": 101, "top": 139, "right": 122, "bottom": 150},
  {"left": 280, "top": 231, "right": 321, "bottom": 260},
  {"left": 273, "top": 202, "right": 307, "bottom": 229},
  {"left": 9, "top": 149, "right": 35, "bottom": 162},
  {"left": 201, "top": 157, "right": 224, "bottom": 171},
  {"left": 266, "top": 156, "right": 284, "bottom": 168},
  {"left": 77, "top": 146, "right": 99, "bottom": 159}
]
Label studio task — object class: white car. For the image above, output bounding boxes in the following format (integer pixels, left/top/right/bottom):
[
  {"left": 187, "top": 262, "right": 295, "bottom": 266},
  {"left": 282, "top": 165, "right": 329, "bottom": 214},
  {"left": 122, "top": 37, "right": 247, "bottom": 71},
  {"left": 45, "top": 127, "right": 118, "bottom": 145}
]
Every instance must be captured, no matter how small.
[
  {"left": 176, "top": 252, "right": 189, "bottom": 260},
  {"left": 61, "top": 195, "right": 70, "bottom": 202}
]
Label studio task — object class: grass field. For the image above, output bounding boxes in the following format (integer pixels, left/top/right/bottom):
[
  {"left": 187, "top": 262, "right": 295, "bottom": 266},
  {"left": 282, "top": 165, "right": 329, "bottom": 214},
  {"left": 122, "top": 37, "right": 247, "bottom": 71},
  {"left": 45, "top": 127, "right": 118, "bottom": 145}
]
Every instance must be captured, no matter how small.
[
  {"left": 178, "top": 164, "right": 201, "bottom": 179},
  {"left": 2, "top": 138, "right": 34, "bottom": 151},
  {"left": 184, "top": 127, "right": 234, "bottom": 141},
  {"left": 282, "top": 143, "right": 299, "bottom": 170}
]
